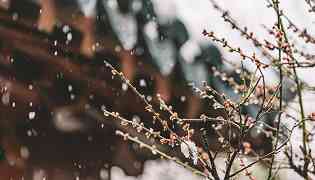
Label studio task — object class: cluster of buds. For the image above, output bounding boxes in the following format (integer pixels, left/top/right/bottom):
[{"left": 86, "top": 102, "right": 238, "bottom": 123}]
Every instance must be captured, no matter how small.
[
  {"left": 309, "top": 112, "right": 315, "bottom": 121},
  {"left": 239, "top": 158, "right": 256, "bottom": 180},
  {"left": 209, "top": 0, "right": 281, "bottom": 65},
  {"left": 160, "top": 132, "right": 177, "bottom": 147},
  {"left": 210, "top": 0, "right": 263, "bottom": 48},
  {"left": 293, "top": 48, "right": 315, "bottom": 61},
  {"left": 242, "top": 142, "right": 253, "bottom": 155},
  {"left": 202, "top": 30, "right": 269, "bottom": 69}
]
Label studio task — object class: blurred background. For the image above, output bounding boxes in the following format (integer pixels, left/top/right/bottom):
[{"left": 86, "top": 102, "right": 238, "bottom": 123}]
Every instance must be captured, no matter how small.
[{"left": 0, "top": 0, "right": 314, "bottom": 179}]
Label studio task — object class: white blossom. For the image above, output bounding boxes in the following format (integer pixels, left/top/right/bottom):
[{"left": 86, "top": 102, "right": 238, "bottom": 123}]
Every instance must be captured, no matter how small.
[{"left": 180, "top": 140, "right": 198, "bottom": 165}]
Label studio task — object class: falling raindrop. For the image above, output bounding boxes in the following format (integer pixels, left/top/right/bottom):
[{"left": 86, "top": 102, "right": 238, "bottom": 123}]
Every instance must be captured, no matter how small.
[
  {"left": 1, "top": 91, "right": 10, "bottom": 106},
  {"left": 213, "top": 102, "right": 223, "bottom": 109},
  {"left": 115, "top": 45, "right": 121, "bottom": 52},
  {"left": 20, "top": 146, "right": 30, "bottom": 159},
  {"left": 28, "top": 84, "right": 33, "bottom": 90},
  {"left": 68, "top": 85, "right": 73, "bottom": 92},
  {"left": 89, "top": 94, "right": 94, "bottom": 100},
  {"left": 12, "top": 12, "right": 18, "bottom": 21},
  {"left": 70, "top": 94, "right": 76, "bottom": 100},
  {"left": 99, "top": 168, "right": 108, "bottom": 180},
  {"left": 28, "top": 111, "right": 36, "bottom": 120},
  {"left": 139, "top": 79, "right": 146, "bottom": 87},
  {"left": 146, "top": 95, "right": 152, "bottom": 101},
  {"left": 67, "top": 33, "right": 73, "bottom": 41},
  {"left": 122, "top": 83, "right": 128, "bottom": 91},
  {"left": 27, "top": 130, "right": 32, "bottom": 136},
  {"left": 62, "top": 25, "right": 70, "bottom": 33}
]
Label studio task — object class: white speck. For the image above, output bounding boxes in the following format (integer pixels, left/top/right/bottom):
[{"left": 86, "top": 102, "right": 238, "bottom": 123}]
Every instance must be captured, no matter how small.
[
  {"left": 89, "top": 94, "right": 94, "bottom": 99},
  {"left": 84, "top": 104, "right": 90, "bottom": 109},
  {"left": 29, "top": 102, "right": 33, "bottom": 107},
  {"left": 115, "top": 46, "right": 121, "bottom": 52},
  {"left": 12, "top": 101, "right": 16, "bottom": 108},
  {"left": 122, "top": 83, "right": 128, "bottom": 91},
  {"left": 1, "top": 91, "right": 10, "bottom": 105},
  {"left": 99, "top": 168, "right": 108, "bottom": 180},
  {"left": 54, "top": 51, "right": 58, "bottom": 56},
  {"left": 92, "top": 44, "right": 96, "bottom": 51},
  {"left": 20, "top": 146, "right": 30, "bottom": 159},
  {"left": 180, "top": 96, "right": 186, "bottom": 102},
  {"left": 28, "top": 84, "right": 33, "bottom": 90},
  {"left": 33, "top": 169, "right": 47, "bottom": 180},
  {"left": 146, "top": 95, "right": 152, "bottom": 101},
  {"left": 213, "top": 102, "right": 223, "bottom": 109},
  {"left": 53, "top": 108, "right": 84, "bottom": 132},
  {"left": 101, "top": 105, "right": 106, "bottom": 111},
  {"left": 132, "top": 115, "right": 141, "bottom": 125},
  {"left": 68, "top": 85, "right": 73, "bottom": 92},
  {"left": 27, "top": 130, "right": 32, "bottom": 136},
  {"left": 139, "top": 79, "right": 147, "bottom": 87},
  {"left": 218, "top": 137, "right": 224, "bottom": 143},
  {"left": 180, "top": 140, "right": 198, "bottom": 165},
  {"left": 28, "top": 112, "right": 36, "bottom": 120},
  {"left": 12, "top": 12, "right": 18, "bottom": 21},
  {"left": 67, "top": 33, "right": 73, "bottom": 41},
  {"left": 70, "top": 94, "right": 75, "bottom": 100},
  {"left": 62, "top": 25, "right": 70, "bottom": 33}
]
